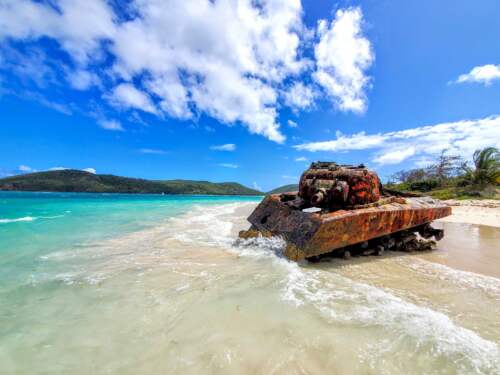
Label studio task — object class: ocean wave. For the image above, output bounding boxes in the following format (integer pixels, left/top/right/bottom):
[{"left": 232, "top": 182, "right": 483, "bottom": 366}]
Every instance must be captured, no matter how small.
[
  {"left": 170, "top": 201, "right": 256, "bottom": 248},
  {"left": 28, "top": 270, "right": 109, "bottom": 286},
  {"left": 35, "top": 202, "right": 256, "bottom": 284},
  {"left": 397, "top": 257, "right": 500, "bottom": 298},
  {"left": 40, "top": 214, "right": 66, "bottom": 219},
  {"left": 0, "top": 214, "right": 66, "bottom": 224},
  {"left": 281, "top": 262, "right": 500, "bottom": 374},
  {"left": 0, "top": 216, "right": 36, "bottom": 223},
  {"left": 232, "top": 235, "right": 287, "bottom": 260}
]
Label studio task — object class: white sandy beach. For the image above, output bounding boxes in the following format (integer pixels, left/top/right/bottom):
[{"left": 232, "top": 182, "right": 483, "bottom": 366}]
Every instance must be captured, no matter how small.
[{"left": 439, "top": 199, "right": 500, "bottom": 228}]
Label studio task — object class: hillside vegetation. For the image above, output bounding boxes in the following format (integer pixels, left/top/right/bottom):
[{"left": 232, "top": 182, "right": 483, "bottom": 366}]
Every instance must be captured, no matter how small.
[
  {"left": 0, "top": 170, "right": 263, "bottom": 195},
  {"left": 267, "top": 184, "right": 299, "bottom": 195},
  {"left": 385, "top": 147, "right": 499, "bottom": 200}
]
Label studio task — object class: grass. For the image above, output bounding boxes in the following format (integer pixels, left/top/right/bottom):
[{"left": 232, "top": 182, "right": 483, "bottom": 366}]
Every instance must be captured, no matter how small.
[{"left": 385, "top": 183, "right": 499, "bottom": 200}]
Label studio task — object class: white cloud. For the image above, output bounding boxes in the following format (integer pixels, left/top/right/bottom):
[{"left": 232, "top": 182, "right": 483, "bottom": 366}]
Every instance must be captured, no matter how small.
[
  {"left": 108, "top": 83, "right": 157, "bottom": 114},
  {"left": 313, "top": 7, "right": 374, "bottom": 113},
  {"left": 98, "top": 119, "right": 124, "bottom": 131},
  {"left": 0, "top": 1, "right": 376, "bottom": 142},
  {"left": 18, "top": 165, "right": 32, "bottom": 172},
  {"left": 295, "top": 130, "right": 385, "bottom": 152},
  {"left": 139, "top": 148, "right": 168, "bottom": 155},
  {"left": 295, "top": 115, "right": 500, "bottom": 165},
  {"left": 145, "top": 74, "right": 191, "bottom": 119},
  {"left": 48, "top": 167, "right": 97, "bottom": 173},
  {"left": 295, "top": 156, "right": 307, "bottom": 162},
  {"left": 0, "top": 46, "right": 57, "bottom": 88},
  {"left": 284, "top": 82, "right": 316, "bottom": 111},
  {"left": 455, "top": 64, "right": 500, "bottom": 86},
  {"left": 217, "top": 163, "right": 238, "bottom": 169},
  {"left": 372, "top": 146, "right": 415, "bottom": 165},
  {"left": 252, "top": 181, "right": 262, "bottom": 191},
  {"left": 107, "top": 0, "right": 306, "bottom": 143},
  {"left": 413, "top": 156, "right": 435, "bottom": 168},
  {"left": 68, "top": 70, "right": 101, "bottom": 90},
  {"left": 49, "top": 167, "right": 68, "bottom": 171},
  {"left": 210, "top": 143, "right": 236, "bottom": 152},
  {"left": 287, "top": 119, "right": 298, "bottom": 128},
  {"left": 0, "top": 0, "right": 115, "bottom": 63}
]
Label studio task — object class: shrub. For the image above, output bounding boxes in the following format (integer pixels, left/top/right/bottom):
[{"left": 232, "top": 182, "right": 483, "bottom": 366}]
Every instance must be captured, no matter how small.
[{"left": 409, "top": 179, "right": 439, "bottom": 192}]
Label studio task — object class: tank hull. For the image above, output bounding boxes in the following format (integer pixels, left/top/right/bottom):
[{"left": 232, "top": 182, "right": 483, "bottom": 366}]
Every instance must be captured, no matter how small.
[{"left": 243, "top": 193, "right": 452, "bottom": 261}]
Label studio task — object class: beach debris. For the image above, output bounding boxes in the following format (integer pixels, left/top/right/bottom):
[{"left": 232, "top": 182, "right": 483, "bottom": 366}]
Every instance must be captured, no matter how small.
[{"left": 239, "top": 162, "right": 452, "bottom": 261}]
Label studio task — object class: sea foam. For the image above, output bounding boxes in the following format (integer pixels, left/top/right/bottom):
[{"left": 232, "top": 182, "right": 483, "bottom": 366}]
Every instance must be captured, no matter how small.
[
  {"left": 398, "top": 257, "right": 500, "bottom": 298},
  {"left": 280, "top": 262, "right": 500, "bottom": 374},
  {"left": 0, "top": 214, "right": 66, "bottom": 224},
  {"left": 0, "top": 216, "right": 36, "bottom": 223}
]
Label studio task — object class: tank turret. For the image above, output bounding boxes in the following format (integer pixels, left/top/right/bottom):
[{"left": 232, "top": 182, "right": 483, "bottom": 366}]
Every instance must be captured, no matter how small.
[{"left": 299, "top": 162, "right": 381, "bottom": 208}]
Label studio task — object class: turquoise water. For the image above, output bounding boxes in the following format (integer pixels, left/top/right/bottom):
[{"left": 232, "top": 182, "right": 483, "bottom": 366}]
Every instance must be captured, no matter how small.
[{"left": 0, "top": 192, "right": 260, "bottom": 287}]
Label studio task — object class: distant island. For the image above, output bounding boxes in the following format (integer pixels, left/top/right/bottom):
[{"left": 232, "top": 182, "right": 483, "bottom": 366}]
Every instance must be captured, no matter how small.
[
  {"left": 267, "top": 184, "right": 299, "bottom": 195},
  {"left": 0, "top": 169, "right": 263, "bottom": 196}
]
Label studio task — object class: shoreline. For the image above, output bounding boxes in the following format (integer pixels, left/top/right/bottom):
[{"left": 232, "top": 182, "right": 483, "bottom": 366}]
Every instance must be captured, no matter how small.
[
  {"left": 0, "top": 190, "right": 264, "bottom": 198},
  {"left": 235, "top": 199, "right": 500, "bottom": 279},
  {"left": 236, "top": 198, "right": 500, "bottom": 229}
]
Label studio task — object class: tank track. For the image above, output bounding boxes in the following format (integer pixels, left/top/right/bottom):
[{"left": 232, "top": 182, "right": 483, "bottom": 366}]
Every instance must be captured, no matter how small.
[
  {"left": 307, "top": 223, "right": 444, "bottom": 262},
  {"left": 239, "top": 223, "right": 444, "bottom": 262}
]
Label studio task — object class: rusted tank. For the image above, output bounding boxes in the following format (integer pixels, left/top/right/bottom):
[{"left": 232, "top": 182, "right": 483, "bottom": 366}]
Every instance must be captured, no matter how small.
[{"left": 239, "top": 162, "right": 452, "bottom": 261}]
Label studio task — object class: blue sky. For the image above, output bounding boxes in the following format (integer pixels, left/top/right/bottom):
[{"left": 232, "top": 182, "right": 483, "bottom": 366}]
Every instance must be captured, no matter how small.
[{"left": 1, "top": 0, "right": 499, "bottom": 191}]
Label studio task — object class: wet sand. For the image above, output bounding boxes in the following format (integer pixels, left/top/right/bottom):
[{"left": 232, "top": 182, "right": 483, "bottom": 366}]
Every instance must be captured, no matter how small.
[{"left": 424, "top": 221, "right": 500, "bottom": 278}]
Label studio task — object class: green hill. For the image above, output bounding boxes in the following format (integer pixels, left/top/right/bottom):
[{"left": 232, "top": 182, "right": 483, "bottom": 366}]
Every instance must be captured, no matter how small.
[
  {"left": 0, "top": 170, "right": 263, "bottom": 195},
  {"left": 267, "top": 184, "right": 299, "bottom": 194}
]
